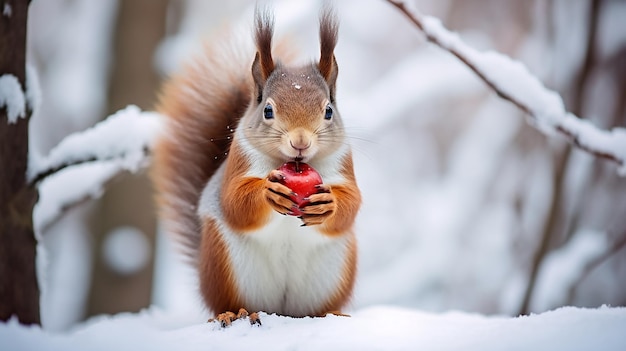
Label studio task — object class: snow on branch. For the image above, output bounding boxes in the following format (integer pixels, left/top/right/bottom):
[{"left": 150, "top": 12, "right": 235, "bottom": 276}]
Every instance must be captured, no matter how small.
[
  {"left": 28, "top": 105, "right": 163, "bottom": 185},
  {"left": 1, "top": 67, "right": 41, "bottom": 124},
  {"left": 31, "top": 105, "right": 163, "bottom": 233},
  {"left": 385, "top": 0, "right": 626, "bottom": 175},
  {"left": 0, "top": 74, "right": 26, "bottom": 123},
  {"left": 34, "top": 161, "right": 127, "bottom": 234}
]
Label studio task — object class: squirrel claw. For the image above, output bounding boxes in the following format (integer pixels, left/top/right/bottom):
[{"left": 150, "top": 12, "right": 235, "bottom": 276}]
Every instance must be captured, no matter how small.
[
  {"left": 314, "top": 184, "right": 331, "bottom": 193},
  {"left": 209, "top": 311, "right": 236, "bottom": 328},
  {"left": 268, "top": 170, "right": 286, "bottom": 182},
  {"left": 249, "top": 312, "right": 262, "bottom": 326}
]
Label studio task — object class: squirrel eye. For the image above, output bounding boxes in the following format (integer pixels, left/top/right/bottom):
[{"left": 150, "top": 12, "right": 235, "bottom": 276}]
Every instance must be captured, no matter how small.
[
  {"left": 263, "top": 104, "right": 274, "bottom": 119},
  {"left": 324, "top": 104, "right": 333, "bottom": 120}
]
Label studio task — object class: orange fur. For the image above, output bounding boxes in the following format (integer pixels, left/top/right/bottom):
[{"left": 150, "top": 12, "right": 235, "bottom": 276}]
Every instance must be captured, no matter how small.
[
  {"left": 219, "top": 142, "right": 273, "bottom": 232},
  {"left": 199, "top": 218, "right": 243, "bottom": 314},
  {"left": 316, "top": 153, "right": 361, "bottom": 236}
]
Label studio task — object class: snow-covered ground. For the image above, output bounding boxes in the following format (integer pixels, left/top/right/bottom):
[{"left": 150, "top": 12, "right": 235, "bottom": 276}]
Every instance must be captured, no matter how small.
[{"left": 3, "top": 305, "right": 625, "bottom": 351}]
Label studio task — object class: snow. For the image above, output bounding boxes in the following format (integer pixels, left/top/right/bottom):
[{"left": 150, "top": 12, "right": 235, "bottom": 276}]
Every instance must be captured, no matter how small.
[
  {"left": 2, "top": 305, "right": 625, "bottom": 351},
  {"left": 0, "top": 74, "right": 26, "bottom": 123},
  {"left": 29, "top": 105, "right": 163, "bottom": 181},
  {"left": 0, "top": 65, "right": 41, "bottom": 123},
  {"left": 559, "top": 113, "right": 626, "bottom": 176}
]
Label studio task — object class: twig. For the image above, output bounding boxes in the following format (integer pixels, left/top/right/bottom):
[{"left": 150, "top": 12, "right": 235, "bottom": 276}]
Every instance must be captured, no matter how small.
[{"left": 384, "top": 0, "right": 625, "bottom": 170}]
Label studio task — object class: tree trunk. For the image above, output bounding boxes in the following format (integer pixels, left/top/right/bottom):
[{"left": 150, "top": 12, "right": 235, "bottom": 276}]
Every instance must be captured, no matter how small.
[{"left": 0, "top": 0, "right": 40, "bottom": 325}]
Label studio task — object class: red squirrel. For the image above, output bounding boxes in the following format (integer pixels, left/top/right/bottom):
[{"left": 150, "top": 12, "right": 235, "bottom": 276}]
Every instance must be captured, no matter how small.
[{"left": 152, "top": 7, "right": 361, "bottom": 326}]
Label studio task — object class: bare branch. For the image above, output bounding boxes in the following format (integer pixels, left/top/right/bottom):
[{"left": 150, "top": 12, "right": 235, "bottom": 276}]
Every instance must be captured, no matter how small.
[{"left": 384, "top": 0, "right": 626, "bottom": 174}]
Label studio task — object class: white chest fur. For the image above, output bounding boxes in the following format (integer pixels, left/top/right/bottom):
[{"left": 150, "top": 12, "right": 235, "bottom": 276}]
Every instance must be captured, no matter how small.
[
  {"left": 220, "top": 212, "right": 350, "bottom": 316},
  {"left": 198, "top": 163, "right": 352, "bottom": 316}
]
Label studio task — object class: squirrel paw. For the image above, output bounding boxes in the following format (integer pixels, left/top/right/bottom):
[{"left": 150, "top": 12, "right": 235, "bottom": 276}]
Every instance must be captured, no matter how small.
[
  {"left": 299, "top": 184, "right": 337, "bottom": 226},
  {"left": 208, "top": 308, "right": 262, "bottom": 328},
  {"left": 265, "top": 170, "right": 297, "bottom": 215}
]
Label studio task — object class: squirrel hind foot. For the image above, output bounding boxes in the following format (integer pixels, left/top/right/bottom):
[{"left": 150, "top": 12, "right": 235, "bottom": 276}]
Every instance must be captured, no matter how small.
[{"left": 208, "top": 308, "right": 262, "bottom": 328}]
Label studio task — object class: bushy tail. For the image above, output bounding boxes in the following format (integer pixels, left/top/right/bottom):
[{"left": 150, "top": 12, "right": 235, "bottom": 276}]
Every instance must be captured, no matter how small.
[{"left": 152, "top": 30, "right": 253, "bottom": 260}]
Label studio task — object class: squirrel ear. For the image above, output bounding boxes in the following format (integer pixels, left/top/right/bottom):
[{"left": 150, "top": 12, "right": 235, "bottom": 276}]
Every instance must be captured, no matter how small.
[
  {"left": 318, "top": 6, "right": 339, "bottom": 102},
  {"left": 320, "top": 56, "right": 338, "bottom": 103},
  {"left": 252, "top": 7, "right": 275, "bottom": 103},
  {"left": 252, "top": 52, "right": 266, "bottom": 104}
]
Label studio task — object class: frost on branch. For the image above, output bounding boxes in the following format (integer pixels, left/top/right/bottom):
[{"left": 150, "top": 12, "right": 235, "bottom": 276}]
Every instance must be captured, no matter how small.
[
  {"left": 386, "top": 0, "right": 626, "bottom": 175},
  {"left": 31, "top": 105, "right": 164, "bottom": 233}
]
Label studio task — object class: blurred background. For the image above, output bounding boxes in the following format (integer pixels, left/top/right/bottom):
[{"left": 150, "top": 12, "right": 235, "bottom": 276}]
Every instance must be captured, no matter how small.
[{"left": 27, "top": 0, "right": 626, "bottom": 332}]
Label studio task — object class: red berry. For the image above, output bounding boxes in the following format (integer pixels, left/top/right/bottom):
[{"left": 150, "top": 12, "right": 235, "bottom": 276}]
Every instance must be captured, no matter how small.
[{"left": 277, "top": 162, "right": 323, "bottom": 216}]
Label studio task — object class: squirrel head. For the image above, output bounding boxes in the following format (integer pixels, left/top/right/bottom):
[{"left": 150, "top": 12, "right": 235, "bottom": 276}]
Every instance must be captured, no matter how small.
[{"left": 242, "top": 7, "right": 345, "bottom": 164}]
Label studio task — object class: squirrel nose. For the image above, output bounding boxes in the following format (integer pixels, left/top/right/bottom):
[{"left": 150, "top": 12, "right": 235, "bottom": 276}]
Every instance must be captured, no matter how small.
[
  {"left": 288, "top": 128, "right": 313, "bottom": 154},
  {"left": 290, "top": 140, "right": 311, "bottom": 151},
  {"left": 289, "top": 129, "right": 312, "bottom": 152}
]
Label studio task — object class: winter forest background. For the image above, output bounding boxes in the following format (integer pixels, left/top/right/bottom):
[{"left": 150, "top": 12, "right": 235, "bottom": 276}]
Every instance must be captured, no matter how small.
[{"left": 16, "top": 0, "right": 626, "bottom": 333}]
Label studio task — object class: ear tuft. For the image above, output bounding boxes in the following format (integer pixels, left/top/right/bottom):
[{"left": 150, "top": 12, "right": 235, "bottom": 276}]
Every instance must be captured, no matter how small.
[
  {"left": 253, "top": 7, "right": 275, "bottom": 82},
  {"left": 318, "top": 6, "right": 338, "bottom": 81},
  {"left": 318, "top": 6, "right": 339, "bottom": 101}
]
